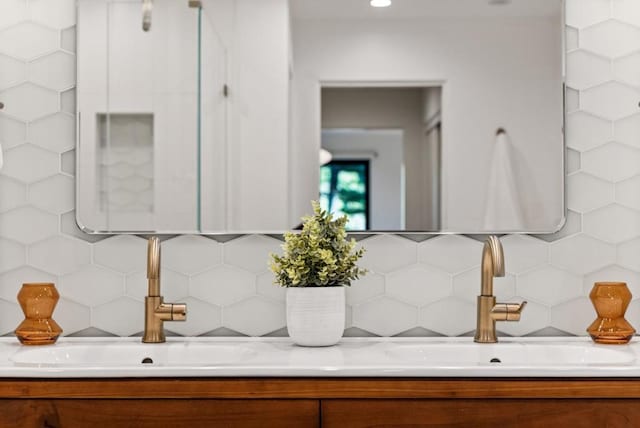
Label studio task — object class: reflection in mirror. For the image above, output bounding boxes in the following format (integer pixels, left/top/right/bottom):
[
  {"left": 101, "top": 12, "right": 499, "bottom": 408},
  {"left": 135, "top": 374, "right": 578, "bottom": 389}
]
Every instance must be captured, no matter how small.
[{"left": 76, "top": 0, "right": 565, "bottom": 234}]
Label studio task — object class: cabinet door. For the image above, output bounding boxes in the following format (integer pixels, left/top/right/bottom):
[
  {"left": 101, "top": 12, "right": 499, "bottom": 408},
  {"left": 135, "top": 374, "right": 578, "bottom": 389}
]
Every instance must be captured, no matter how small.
[
  {"left": 322, "top": 399, "right": 640, "bottom": 428},
  {"left": 0, "top": 399, "right": 319, "bottom": 428}
]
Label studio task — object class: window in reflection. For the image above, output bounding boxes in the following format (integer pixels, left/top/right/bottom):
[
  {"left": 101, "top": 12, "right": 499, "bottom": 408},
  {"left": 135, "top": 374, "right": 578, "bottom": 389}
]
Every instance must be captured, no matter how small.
[{"left": 320, "top": 160, "right": 370, "bottom": 231}]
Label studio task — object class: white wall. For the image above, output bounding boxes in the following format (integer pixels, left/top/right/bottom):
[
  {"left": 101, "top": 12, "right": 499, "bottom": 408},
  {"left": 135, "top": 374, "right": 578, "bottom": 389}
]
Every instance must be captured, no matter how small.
[{"left": 292, "top": 15, "right": 564, "bottom": 232}]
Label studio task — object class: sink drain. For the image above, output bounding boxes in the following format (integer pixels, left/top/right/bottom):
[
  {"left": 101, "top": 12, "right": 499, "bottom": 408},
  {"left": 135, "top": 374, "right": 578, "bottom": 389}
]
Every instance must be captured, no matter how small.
[
  {"left": 141, "top": 357, "right": 154, "bottom": 364},
  {"left": 489, "top": 357, "right": 501, "bottom": 363}
]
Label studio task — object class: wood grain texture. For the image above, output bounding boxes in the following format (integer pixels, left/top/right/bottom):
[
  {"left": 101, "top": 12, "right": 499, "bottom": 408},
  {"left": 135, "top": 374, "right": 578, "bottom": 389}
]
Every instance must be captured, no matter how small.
[
  {"left": 322, "top": 399, "right": 640, "bottom": 428},
  {"left": 0, "top": 399, "right": 319, "bottom": 428},
  {"left": 1, "top": 378, "right": 640, "bottom": 399}
]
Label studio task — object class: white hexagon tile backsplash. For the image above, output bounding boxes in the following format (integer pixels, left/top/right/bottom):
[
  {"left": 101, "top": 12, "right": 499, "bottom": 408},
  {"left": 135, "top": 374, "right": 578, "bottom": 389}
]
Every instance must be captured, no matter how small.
[{"left": 0, "top": 0, "right": 638, "bottom": 338}]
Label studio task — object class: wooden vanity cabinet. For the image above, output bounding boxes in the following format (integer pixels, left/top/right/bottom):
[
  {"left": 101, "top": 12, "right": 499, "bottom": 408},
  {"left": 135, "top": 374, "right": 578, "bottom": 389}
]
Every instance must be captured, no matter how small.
[{"left": 1, "top": 378, "right": 640, "bottom": 428}]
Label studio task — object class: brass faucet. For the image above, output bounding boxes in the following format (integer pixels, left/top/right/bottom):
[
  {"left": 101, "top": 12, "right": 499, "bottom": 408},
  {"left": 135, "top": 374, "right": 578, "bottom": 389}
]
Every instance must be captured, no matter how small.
[
  {"left": 474, "top": 236, "right": 527, "bottom": 343},
  {"left": 143, "top": 237, "right": 187, "bottom": 343}
]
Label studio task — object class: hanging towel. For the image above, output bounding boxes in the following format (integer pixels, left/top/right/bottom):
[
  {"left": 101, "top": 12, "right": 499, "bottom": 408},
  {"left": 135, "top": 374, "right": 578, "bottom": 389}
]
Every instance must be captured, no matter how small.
[{"left": 483, "top": 130, "right": 525, "bottom": 231}]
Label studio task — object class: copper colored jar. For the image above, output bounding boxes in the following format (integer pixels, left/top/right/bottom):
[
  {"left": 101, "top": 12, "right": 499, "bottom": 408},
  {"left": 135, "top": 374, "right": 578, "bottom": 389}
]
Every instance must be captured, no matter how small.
[
  {"left": 15, "top": 283, "right": 62, "bottom": 345},
  {"left": 587, "top": 282, "right": 635, "bottom": 344}
]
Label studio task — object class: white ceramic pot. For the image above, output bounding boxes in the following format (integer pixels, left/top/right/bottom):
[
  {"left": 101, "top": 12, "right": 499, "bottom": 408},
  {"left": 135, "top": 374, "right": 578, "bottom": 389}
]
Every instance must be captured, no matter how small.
[{"left": 286, "top": 286, "right": 345, "bottom": 347}]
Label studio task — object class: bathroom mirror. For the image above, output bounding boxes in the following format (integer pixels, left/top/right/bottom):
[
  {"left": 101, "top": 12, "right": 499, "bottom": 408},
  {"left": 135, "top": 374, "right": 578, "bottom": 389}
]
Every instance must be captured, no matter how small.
[{"left": 76, "top": 0, "right": 565, "bottom": 234}]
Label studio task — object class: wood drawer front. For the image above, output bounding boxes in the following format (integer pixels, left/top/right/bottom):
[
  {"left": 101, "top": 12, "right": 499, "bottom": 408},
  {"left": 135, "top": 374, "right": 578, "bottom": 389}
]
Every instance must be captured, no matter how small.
[
  {"left": 322, "top": 399, "right": 640, "bottom": 428},
  {"left": 0, "top": 399, "right": 319, "bottom": 428}
]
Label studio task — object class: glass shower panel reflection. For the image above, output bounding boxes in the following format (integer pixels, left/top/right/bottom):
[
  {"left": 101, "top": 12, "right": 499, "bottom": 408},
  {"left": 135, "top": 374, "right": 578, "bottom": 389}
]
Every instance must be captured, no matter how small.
[{"left": 77, "top": 0, "right": 200, "bottom": 232}]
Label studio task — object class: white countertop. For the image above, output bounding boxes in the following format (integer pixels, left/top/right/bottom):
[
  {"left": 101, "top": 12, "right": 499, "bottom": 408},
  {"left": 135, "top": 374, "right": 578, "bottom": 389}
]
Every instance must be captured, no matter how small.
[{"left": 1, "top": 336, "right": 639, "bottom": 378}]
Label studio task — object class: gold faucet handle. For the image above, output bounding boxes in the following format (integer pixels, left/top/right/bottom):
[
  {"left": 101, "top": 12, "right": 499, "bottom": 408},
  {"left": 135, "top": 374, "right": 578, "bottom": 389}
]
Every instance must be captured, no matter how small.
[
  {"left": 147, "top": 237, "right": 160, "bottom": 280},
  {"left": 492, "top": 301, "right": 527, "bottom": 321}
]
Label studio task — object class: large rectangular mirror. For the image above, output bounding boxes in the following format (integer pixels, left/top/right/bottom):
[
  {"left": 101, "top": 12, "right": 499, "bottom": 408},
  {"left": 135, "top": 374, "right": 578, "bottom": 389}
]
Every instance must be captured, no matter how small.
[{"left": 76, "top": 0, "right": 565, "bottom": 234}]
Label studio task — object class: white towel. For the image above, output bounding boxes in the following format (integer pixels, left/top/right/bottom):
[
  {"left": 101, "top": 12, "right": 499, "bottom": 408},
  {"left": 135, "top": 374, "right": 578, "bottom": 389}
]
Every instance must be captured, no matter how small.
[{"left": 483, "top": 131, "right": 525, "bottom": 231}]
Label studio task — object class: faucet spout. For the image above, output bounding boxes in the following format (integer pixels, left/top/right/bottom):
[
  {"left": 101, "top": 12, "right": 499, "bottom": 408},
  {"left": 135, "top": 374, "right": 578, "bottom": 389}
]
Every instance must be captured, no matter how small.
[
  {"left": 143, "top": 237, "right": 187, "bottom": 343},
  {"left": 474, "top": 235, "right": 526, "bottom": 343}
]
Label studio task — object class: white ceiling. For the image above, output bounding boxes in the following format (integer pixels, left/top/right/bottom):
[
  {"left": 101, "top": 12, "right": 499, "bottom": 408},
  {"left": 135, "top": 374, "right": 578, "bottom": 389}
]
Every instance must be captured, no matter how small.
[{"left": 290, "top": 0, "right": 562, "bottom": 20}]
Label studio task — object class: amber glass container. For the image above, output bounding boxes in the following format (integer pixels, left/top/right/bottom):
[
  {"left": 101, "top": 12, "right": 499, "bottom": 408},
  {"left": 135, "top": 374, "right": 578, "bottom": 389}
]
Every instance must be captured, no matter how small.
[
  {"left": 15, "top": 283, "right": 62, "bottom": 345},
  {"left": 587, "top": 282, "right": 635, "bottom": 344}
]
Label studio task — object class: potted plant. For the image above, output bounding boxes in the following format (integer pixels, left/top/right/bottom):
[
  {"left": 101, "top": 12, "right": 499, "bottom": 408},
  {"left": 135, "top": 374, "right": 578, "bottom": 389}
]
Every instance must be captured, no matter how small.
[{"left": 270, "top": 201, "right": 366, "bottom": 346}]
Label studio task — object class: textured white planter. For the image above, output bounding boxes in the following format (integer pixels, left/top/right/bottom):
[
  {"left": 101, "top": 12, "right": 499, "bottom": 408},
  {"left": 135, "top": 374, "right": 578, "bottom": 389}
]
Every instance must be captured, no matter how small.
[{"left": 286, "top": 287, "right": 345, "bottom": 347}]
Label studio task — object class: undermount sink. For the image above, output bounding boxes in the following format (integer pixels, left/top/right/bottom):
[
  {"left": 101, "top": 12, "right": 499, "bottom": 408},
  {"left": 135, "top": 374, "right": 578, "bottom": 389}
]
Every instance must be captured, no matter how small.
[
  {"left": 9, "top": 341, "right": 257, "bottom": 366},
  {"left": 383, "top": 342, "right": 637, "bottom": 366}
]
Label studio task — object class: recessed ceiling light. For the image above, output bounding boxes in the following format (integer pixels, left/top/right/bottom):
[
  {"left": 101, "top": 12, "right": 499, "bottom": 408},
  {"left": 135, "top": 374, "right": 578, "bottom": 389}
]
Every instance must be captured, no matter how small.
[
  {"left": 488, "top": 0, "right": 511, "bottom": 5},
  {"left": 370, "top": 0, "right": 392, "bottom": 8}
]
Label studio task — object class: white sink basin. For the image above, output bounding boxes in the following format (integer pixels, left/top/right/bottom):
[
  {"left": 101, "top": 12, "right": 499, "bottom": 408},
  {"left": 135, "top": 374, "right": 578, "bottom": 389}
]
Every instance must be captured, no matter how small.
[
  {"left": 0, "top": 337, "right": 638, "bottom": 377},
  {"left": 10, "top": 341, "right": 257, "bottom": 366},
  {"left": 383, "top": 342, "right": 636, "bottom": 365}
]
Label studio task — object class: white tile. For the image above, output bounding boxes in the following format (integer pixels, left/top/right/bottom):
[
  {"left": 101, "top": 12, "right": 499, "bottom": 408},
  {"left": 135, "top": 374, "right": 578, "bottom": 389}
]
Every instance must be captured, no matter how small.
[
  {"left": 224, "top": 235, "right": 281, "bottom": 273},
  {"left": 453, "top": 268, "right": 516, "bottom": 303},
  {"left": 224, "top": 296, "right": 285, "bottom": 336},
  {"left": 0, "top": 115, "right": 26, "bottom": 149},
  {"left": 584, "top": 204, "right": 640, "bottom": 244},
  {"left": 29, "top": 174, "right": 74, "bottom": 214},
  {"left": 567, "top": 172, "right": 614, "bottom": 212},
  {"left": 550, "top": 235, "right": 616, "bottom": 275},
  {"left": 352, "top": 296, "right": 417, "bottom": 336},
  {"left": 0, "top": 83, "right": 57, "bottom": 121},
  {"left": 517, "top": 266, "right": 583, "bottom": 306},
  {"left": 565, "top": 26, "right": 579, "bottom": 52},
  {"left": 190, "top": 265, "right": 256, "bottom": 306},
  {"left": 566, "top": 50, "right": 611, "bottom": 90},
  {"left": 346, "top": 272, "right": 385, "bottom": 305},
  {"left": 94, "top": 235, "right": 147, "bottom": 274},
  {"left": 617, "top": 176, "right": 640, "bottom": 211},
  {"left": 581, "top": 21, "right": 640, "bottom": 58},
  {"left": 162, "top": 236, "right": 222, "bottom": 275},
  {"left": 125, "top": 268, "right": 188, "bottom": 302},
  {"left": 0, "top": 176, "right": 27, "bottom": 213},
  {"left": 386, "top": 264, "right": 451, "bottom": 306},
  {"left": 164, "top": 297, "right": 221, "bottom": 336},
  {"left": 613, "top": 53, "right": 640, "bottom": 88},
  {"left": 60, "top": 89, "right": 75, "bottom": 114},
  {"left": 565, "top": 0, "right": 610, "bottom": 29},
  {"left": 61, "top": 27, "right": 75, "bottom": 53},
  {"left": 567, "top": 149, "right": 581, "bottom": 174},
  {"left": 500, "top": 235, "right": 548, "bottom": 274},
  {"left": 55, "top": 297, "right": 90, "bottom": 336},
  {"left": 0, "top": 238, "right": 24, "bottom": 274},
  {"left": 92, "top": 297, "right": 143, "bottom": 336},
  {"left": 417, "top": 235, "right": 482, "bottom": 274},
  {"left": 358, "top": 235, "right": 416, "bottom": 274},
  {"left": 419, "top": 298, "right": 475, "bottom": 336},
  {"left": 59, "top": 265, "right": 124, "bottom": 307},
  {"left": 2, "top": 144, "right": 58, "bottom": 183},
  {"left": 582, "top": 142, "right": 640, "bottom": 182},
  {"left": 584, "top": 265, "right": 640, "bottom": 298},
  {"left": 29, "top": 0, "right": 76, "bottom": 30},
  {"left": 614, "top": 114, "right": 640, "bottom": 149},
  {"left": 28, "top": 236, "right": 91, "bottom": 275},
  {"left": 497, "top": 300, "right": 550, "bottom": 337},
  {"left": 61, "top": 150, "right": 75, "bottom": 175},
  {"left": 28, "top": 51, "right": 75, "bottom": 91},
  {"left": 29, "top": 113, "right": 75, "bottom": 153},
  {"left": 612, "top": 0, "right": 640, "bottom": 27},
  {"left": 0, "top": 266, "right": 56, "bottom": 302},
  {"left": 565, "top": 111, "right": 612, "bottom": 152},
  {"left": 550, "top": 297, "right": 593, "bottom": 335},
  {"left": 256, "top": 271, "right": 286, "bottom": 302},
  {"left": 618, "top": 238, "right": 640, "bottom": 272},
  {"left": 0, "top": 0, "right": 28, "bottom": 30},
  {"left": 565, "top": 88, "right": 580, "bottom": 113},
  {"left": 582, "top": 82, "right": 640, "bottom": 121},
  {"left": 0, "top": 206, "right": 57, "bottom": 244},
  {"left": 0, "top": 23, "right": 57, "bottom": 61},
  {"left": 0, "top": 54, "right": 25, "bottom": 90},
  {"left": 0, "top": 299, "right": 23, "bottom": 335}
]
